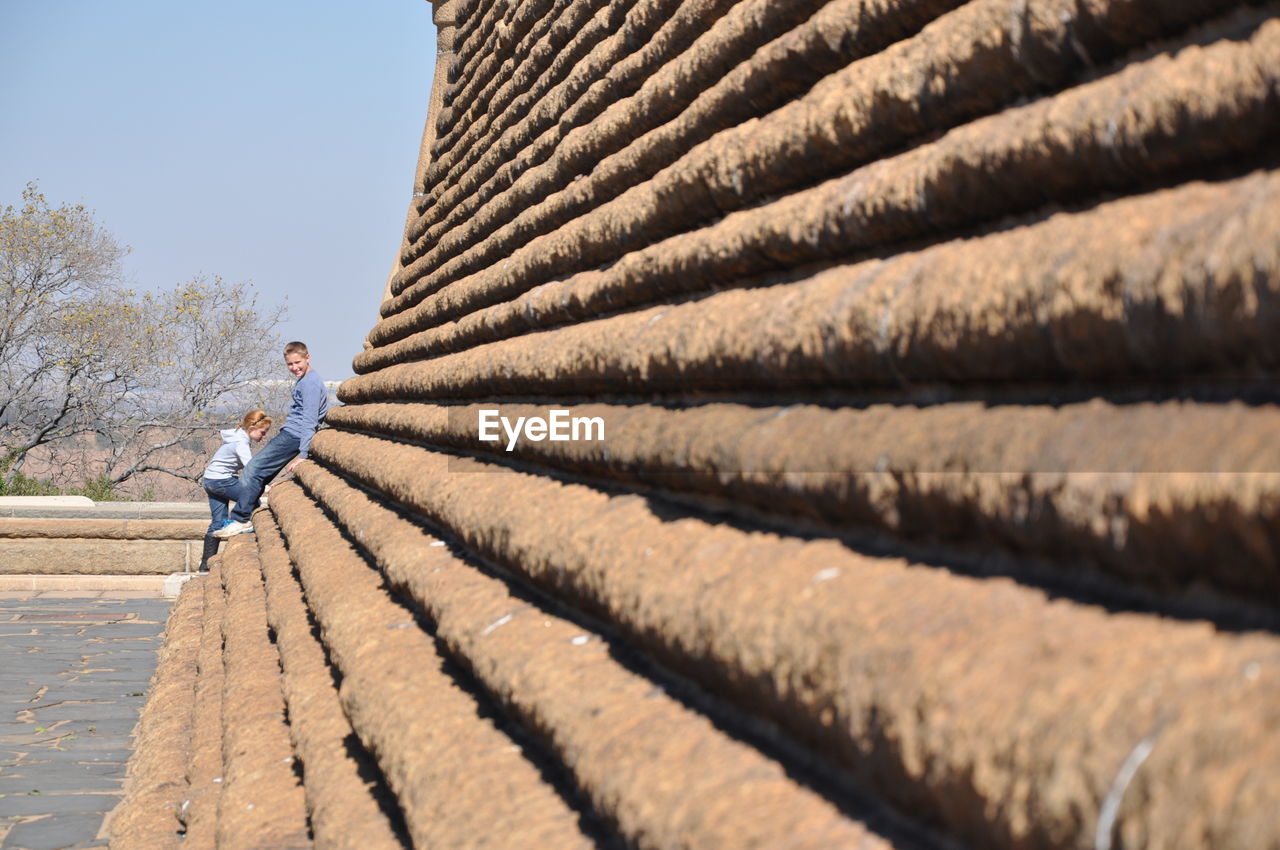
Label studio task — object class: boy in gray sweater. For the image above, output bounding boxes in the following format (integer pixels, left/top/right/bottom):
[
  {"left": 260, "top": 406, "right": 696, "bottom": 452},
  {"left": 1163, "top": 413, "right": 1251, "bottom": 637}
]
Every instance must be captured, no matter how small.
[{"left": 215, "top": 340, "right": 328, "bottom": 538}]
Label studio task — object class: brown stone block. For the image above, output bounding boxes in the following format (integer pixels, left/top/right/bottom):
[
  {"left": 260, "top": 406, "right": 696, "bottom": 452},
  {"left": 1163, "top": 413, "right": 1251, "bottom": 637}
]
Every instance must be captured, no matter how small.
[
  {"left": 266, "top": 483, "right": 594, "bottom": 849},
  {"left": 289, "top": 464, "right": 904, "bottom": 849},
  {"left": 179, "top": 562, "right": 227, "bottom": 850},
  {"left": 429, "top": 0, "right": 605, "bottom": 171},
  {"left": 0, "top": 540, "right": 196, "bottom": 575},
  {"left": 0, "top": 575, "right": 170, "bottom": 593},
  {"left": 0, "top": 519, "right": 206, "bottom": 539},
  {"left": 351, "top": 170, "right": 1280, "bottom": 396},
  {"left": 215, "top": 538, "right": 310, "bottom": 849},
  {"left": 325, "top": 398, "right": 1280, "bottom": 609},
  {"left": 306, "top": 430, "right": 1280, "bottom": 849},
  {"left": 402, "top": 0, "right": 958, "bottom": 293},
  {"left": 443, "top": 0, "right": 506, "bottom": 104},
  {"left": 382, "top": 0, "right": 1264, "bottom": 327},
  {"left": 417, "top": 0, "right": 650, "bottom": 232},
  {"left": 109, "top": 578, "right": 203, "bottom": 850},
  {"left": 416, "top": 0, "right": 715, "bottom": 258},
  {"left": 254, "top": 514, "right": 406, "bottom": 850},
  {"left": 438, "top": 0, "right": 562, "bottom": 140},
  {"left": 406, "top": 0, "right": 856, "bottom": 277}
]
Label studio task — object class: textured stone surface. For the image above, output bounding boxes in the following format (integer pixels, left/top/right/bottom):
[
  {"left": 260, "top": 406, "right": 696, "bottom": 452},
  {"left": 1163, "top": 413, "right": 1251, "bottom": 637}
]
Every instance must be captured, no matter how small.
[
  {"left": 303, "top": 431, "right": 1280, "bottom": 850},
  {"left": 415, "top": 0, "right": 736, "bottom": 251},
  {"left": 380, "top": 0, "right": 1270, "bottom": 329},
  {"left": 404, "top": 0, "right": 888, "bottom": 278},
  {"left": 0, "top": 597, "right": 170, "bottom": 850},
  {"left": 255, "top": 515, "right": 406, "bottom": 850},
  {"left": 0, "top": 520, "right": 205, "bottom": 540},
  {"left": 106, "top": 585, "right": 200, "bottom": 849},
  {"left": 324, "top": 399, "right": 1280, "bottom": 611},
  {"left": 0, "top": 503, "right": 207, "bottom": 520},
  {"left": 267, "top": 492, "right": 595, "bottom": 849},
  {"left": 351, "top": 171, "right": 1280, "bottom": 395},
  {"left": 277, "top": 477, "right": 908, "bottom": 849},
  {"left": 177, "top": 563, "right": 226, "bottom": 850},
  {"left": 0, "top": 576, "right": 173, "bottom": 594},
  {"left": 117, "top": 0, "right": 1280, "bottom": 847},
  {"left": 214, "top": 539, "right": 310, "bottom": 849},
  {"left": 0, "top": 540, "right": 197, "bottom": 575}
]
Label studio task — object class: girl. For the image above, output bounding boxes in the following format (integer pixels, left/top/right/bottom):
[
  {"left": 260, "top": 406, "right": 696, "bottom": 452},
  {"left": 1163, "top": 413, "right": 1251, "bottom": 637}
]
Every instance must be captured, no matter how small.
[{"left": 199, "top": 410, "right": 271, "bottom": 571}]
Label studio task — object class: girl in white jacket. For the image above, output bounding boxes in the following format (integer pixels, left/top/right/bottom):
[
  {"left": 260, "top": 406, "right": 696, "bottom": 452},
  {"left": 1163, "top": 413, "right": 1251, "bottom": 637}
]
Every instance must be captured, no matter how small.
[{"left": 199, "top": 410, "right": 272, "bottom": 570}]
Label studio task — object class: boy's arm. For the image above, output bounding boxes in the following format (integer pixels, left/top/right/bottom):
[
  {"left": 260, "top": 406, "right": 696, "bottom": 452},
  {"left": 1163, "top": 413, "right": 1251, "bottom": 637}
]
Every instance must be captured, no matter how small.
[{"left": 293, "top": 376, "right": 328, "bottom": 459}]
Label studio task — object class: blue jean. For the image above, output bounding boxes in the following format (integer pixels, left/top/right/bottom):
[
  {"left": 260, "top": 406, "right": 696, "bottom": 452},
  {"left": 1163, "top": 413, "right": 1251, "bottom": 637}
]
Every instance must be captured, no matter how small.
[
  {"left": 203, "top": 476, "right": 243, "bottom": 534},
  {"left": 229, "top": 430, "right": 300, "bottom": 523}
]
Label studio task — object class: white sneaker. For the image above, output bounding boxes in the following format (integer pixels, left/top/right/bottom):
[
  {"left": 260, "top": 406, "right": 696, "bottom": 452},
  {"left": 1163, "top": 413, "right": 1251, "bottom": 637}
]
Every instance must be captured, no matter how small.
[{"left": 213, "top": 520, "right": 254, "bottom": 539}]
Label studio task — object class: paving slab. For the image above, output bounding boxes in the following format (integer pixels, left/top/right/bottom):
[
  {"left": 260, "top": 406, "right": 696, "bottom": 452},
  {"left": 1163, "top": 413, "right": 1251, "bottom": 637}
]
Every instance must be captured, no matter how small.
[
  {"left": 0, "top": 596, "right": 170, "bottom": 850},
  {"left": 0, "top": 795, "right": 123, "bottom": 817},
  {"left": 9, "top": 751, "right": 131, "bottom": 766},
  {"left": 0, "top": 577, "right": 176, "bottom": 597},
  {"left": 2, "top": 812, "right": 107, "bottom": 849}
]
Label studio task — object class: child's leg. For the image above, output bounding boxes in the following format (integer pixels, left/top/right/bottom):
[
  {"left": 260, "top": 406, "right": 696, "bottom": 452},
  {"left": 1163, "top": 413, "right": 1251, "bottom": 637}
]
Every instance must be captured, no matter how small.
[
  {"left": 203, "top": 477, "right": 233, "bottom": 534},
  {"left": 228, "top": 431, "right": 300, "bottom": 523}
]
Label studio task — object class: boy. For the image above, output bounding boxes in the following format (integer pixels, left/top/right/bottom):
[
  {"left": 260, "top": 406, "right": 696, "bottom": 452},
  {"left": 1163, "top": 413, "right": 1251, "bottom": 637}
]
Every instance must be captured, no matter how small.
[{"left": 215, "top": 341, "right": 328, "bottom": 538}]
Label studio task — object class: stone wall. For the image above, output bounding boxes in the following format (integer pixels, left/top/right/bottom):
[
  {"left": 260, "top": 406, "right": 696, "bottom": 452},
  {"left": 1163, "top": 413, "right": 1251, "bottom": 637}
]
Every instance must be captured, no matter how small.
[
  {"left": 0, "top": 502, "right": 208, "bottom": 575},
  {"left": 115, "top": 2, "right": 1279, "bottom": 848}
]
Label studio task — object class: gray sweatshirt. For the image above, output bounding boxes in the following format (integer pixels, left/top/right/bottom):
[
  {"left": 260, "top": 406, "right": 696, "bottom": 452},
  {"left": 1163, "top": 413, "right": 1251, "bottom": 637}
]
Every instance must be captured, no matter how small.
[{"left": 203, "top": 428, "right": 252, "bottom": 480}]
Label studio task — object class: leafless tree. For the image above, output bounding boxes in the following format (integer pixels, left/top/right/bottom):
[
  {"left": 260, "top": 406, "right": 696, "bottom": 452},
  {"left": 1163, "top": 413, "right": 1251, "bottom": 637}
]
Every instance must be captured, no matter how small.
[{"left": 1, "top": 183, "right": 286, "bottom": 495}]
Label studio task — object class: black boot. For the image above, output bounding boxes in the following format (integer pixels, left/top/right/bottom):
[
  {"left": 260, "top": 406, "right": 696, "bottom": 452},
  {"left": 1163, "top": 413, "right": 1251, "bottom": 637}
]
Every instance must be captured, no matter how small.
[{"left": 198, "top": 535, "right": 220, "bottom": 573}]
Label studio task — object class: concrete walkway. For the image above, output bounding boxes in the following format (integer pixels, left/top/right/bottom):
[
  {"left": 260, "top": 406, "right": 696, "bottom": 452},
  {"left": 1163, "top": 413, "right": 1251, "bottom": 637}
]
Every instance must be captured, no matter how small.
[{"left": 0, "top": 592, "right": 172, "bottom": 850}]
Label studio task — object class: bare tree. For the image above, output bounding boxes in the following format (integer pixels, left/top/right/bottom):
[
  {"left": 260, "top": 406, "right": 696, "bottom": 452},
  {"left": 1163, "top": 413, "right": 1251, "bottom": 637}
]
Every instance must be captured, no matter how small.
[
  {"left": 1, "top": 183, "right": 286, "bottom": 495},
  {"left": 0, "top": 183, "right": 129, "bottom": 474},
  {"left": 85, "top": 278, "right": 287, "bottom": 489}
]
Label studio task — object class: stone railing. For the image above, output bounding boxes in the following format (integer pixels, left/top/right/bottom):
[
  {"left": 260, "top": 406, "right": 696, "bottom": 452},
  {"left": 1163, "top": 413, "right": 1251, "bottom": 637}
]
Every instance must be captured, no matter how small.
[
  {"left": 0, "top": 499, "right": 208, "bottom": 578},
  {"left": 113, "top": 2, "right": 1280, "bottom": 848}
]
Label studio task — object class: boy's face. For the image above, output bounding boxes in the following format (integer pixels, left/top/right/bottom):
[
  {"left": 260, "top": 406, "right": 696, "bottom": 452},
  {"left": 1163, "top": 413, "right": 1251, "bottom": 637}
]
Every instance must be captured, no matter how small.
[{"left": 285, "top": 352, "right": 310, "bottom": 379}]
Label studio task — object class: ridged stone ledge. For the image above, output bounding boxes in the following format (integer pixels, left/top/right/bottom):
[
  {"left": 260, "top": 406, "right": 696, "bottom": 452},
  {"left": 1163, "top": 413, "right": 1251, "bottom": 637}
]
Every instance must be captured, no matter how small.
[
  {"left": 381, "top": 4, "right": 1277, "bottom": 328},
  {"left": 114, "top": 506, "right": 927, "bottom": 849},
  {"left": 108, "top": 580, "right": 203, "bottom": 849},
  {"left": 358, "top": 165, "right": 1280, "bottom": 381},
  {"left": 398, "top": 0, "right": 1245, "bottom": 304},
  {"left": 405, "top": 0, "right": 911, "bottom": 266},
  {"left": 302, "top": 431, "right": 1280, "bottom": 850},
  {"left": 109, "top": 542, "right": 313, "bottom": 850},
  {"left": 272, "top": 482, "right": 898, "bottom": 848},
  {"left": 110, "top": 0, "right": 1280, "bottom": 846},
  {"left": 354, "top": 164, "right": 1280, "bottom": 400},
  {"left": 114, "top": 478, "right": 1280, "bottom": 850},
  {"left": 0, "top": 504, "right": 208, "bottom": 575},
  {"left": 324, "top": 398, "right": 1280, "bottom": 612}
]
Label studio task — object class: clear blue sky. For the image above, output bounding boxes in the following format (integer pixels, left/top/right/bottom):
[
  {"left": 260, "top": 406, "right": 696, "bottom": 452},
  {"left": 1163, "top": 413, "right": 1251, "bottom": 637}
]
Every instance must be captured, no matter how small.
[{"left": 0, "top": 0, "right": 437, "bottom": 380}]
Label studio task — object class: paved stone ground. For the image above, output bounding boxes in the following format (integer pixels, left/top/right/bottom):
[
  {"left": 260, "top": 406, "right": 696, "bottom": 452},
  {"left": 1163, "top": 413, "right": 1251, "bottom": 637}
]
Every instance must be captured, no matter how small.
[{"left": 0, "top": 592, "right": 171, "bottom": 850}]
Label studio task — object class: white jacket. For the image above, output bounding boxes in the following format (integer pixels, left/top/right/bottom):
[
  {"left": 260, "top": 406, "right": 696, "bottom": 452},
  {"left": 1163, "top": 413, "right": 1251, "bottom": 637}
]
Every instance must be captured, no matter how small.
[{"left": 203, "top": 428, "right": 253, "bottom": 480}]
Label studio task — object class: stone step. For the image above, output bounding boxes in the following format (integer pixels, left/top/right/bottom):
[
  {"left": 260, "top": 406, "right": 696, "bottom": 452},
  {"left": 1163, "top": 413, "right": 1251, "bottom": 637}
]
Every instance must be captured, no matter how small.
[
  {"left": 406, "top": 0, "right": 870, "bottom": 274},
  {"left": 0, "top": 501, "right": 208, "bottom": 521},
  {"left": 349, "top": 169, "right": 1280, "bottom": 396},
  {"left": 254, "top": 518, "right": 408, "bottom": 850},
  {"left": 271, "top": 481, "right": 908, "bottom": 849},
  {"left": 107, "top": 580, "right": 202, "bottom": 849},
  {"left": 0, "top": 574, "right": 192, "bottom": 598},
  {"left": 323, "top": 397, "right": 1280, "bottom": 614},
  {"left": 374, "top": 1, "right": 1273, "bottom": 342},
  {"left": 300, "top": 432, "right": 1280, "bottom": 849}
]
